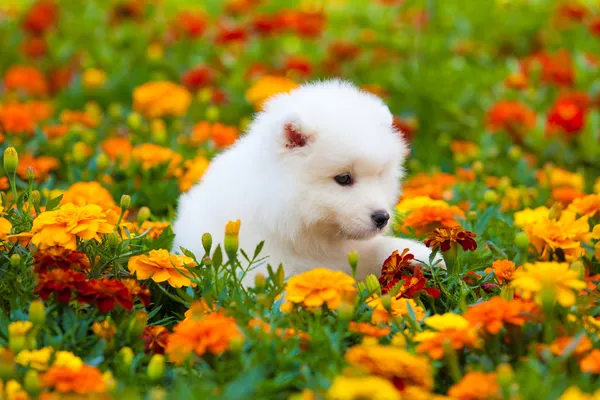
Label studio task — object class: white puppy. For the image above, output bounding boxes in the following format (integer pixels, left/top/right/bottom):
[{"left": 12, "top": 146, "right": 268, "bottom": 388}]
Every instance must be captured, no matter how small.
[{"left": 172, "top": 80, "right": 434, "bottom": 285}]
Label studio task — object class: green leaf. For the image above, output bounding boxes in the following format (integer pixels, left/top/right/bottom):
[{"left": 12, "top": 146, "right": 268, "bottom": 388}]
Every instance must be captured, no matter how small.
[
  {"left": 45, "top": 194, "right": 64, "bottom": 211},
  {"left": 212, "top": 245, "right": 223, "bottom": 268}
]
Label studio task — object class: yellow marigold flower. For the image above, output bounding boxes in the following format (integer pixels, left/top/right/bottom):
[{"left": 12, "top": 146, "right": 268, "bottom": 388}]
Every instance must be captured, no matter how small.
[
  {"left": 82, "top": 68, "right": 107, "bottom": 90},
  {"left": 581, "top": 349, "right": 600, "bottom": 374},
  {"left": 179, "top": 156, "right": 210, "bottom": 193},
  {"left": 15, "top": 347, "right": 53, "bottom": 371},
  {"left": 448, "top": 371, "right": 501, "bottom": 400},
  {"left": 424, "top": 313, "right": 470, "bottom": 330},
  {"left": 282, "top": 268, "right": 356, "bottom": 311},
  {"left": 413, "top": 314, "right": 480, "bottom": 360},
  {"left": 511, "top": 262, "right": 586, "bottom": 307},
  {"left": 245, "top": 75, "right": 299, "bottom": 111},
  {"left": 128, "top": 249, "right": 196, "bottom": 288},
  {"left": 132, "top": 143, "right": 183, "bottom": 175},
  {"left": 136, "top": 221, "right": 171, "bottom": 240},
  {"left": 60, "top": 181, "right": 117, "bottom": 211},
  {"left": 31, "top": 203, "right": 117, "bottom": 250},
  {"left": 4, "top": 379, "right": 28, "bottom": 400},
  {"left": 166, "top": 312, "right": 244, "bottom": 364},
  {"left": 559, "top": 387, "right": 600, "bottom": 400},
  {"left": 225, "top": 219, "right": 241, "bottom": 237},
  {"left": 345, "top": 344, "right": 433, "bottom": 390},
  {"left": 367, "top": 295, "right": 425, "bottom": 325},
  {"left": 538, "top": 167, "right": 585, "bottom": 192},
  {"left": 327, "top": 375, "right": 401, "bottom": 400},
  {"left": 8, "top": 321, "right": 33, "bottom": 337},
  {"left": 0, "top": 217, "right": 12, "bottom": 240},
  {"left": 52, "top": 351, "right": 83, "bottom": 370},
  {"left": 568, "top": 194, "right": 600, "bottom": 218},
  {"left": 133, "top": 81, "right": 191, "bottom": 118},
  {"left": 92, "top": 320, "right": 116, "bottom": 341},
  {"left": 514, "top": 206, "right": 550, "bottom": 228}
]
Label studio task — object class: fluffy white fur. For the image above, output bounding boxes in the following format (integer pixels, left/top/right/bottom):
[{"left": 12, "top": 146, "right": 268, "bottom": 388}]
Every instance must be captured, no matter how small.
[{"left": 172, "top": 80, "right": 435, "bottom": 285}]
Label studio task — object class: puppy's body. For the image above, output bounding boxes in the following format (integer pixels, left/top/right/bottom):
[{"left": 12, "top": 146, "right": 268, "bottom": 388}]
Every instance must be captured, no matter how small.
[{"left": 173, "top": 80, "right": 434, "bottom": 285}]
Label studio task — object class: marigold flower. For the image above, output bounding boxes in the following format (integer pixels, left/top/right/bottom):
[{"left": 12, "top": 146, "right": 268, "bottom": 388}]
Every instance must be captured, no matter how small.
[
  {"left": 92, "top": 320, "right": 116, "bottom": 341},
  {"left": 0, "top": 103, "right": 36, "bottom": 135},
  {"left": 448, "top": 371, "right": 501, "bottom": 400},
  {"left": 8, "top": 321, "right": 33, "bottom": 337},
  {"left": 425, "top": 226, "right": 477, "bottom": 252},
  {"left": 61, "top": 181, "right": 117, "bottom": 212},
  {"left": 348, "top": 322, "right": 391, "bottom": 338},
  {"left": 3, "top": 65, "right": 47, "bottom": 96},
  {"left": 77, "top": 278, "right": 133, "bottom": 313},
  {"left": 464, "top": 297, "right": 537, "bottom": 335},
  {"left": 401, "top": 174, "right": 457, "bottom": 200},
  {"left": 487, "top": 260, "right": 520, "bottom": 283},
  {"left": 551, "top": 187, "right": 586, "bottom": 206},
  {"left": 559, "top": 386, "right": 600, "bottom": 400},
  {"left": 133, "top": 81, "right": 191, "bottom": 118},
  {"left": 511, "top": 262, "right": 586, "bottom": 307},
  {"left": 41, "top": 365, "right": 106, "bottom": 394},
  {"left": 33, "top": 247, "right": 91, "bottom": 273},
  {"left": 128, "top": 249, "right": 196, "bottom": 288},
  {"left": 22, "top": 0, "right": 58, "bottom": 35},
  {"left": 82, "top": 68, "right": 107, "bottom": 90},
  {"left": 43, "top": 124, "right": 69, "bottom": 139},
  {"left": 101, "top": 137, "right": 132, "bottom": 163},
  {"left": 537, "top": 167, "right": 585, "bottom": 192},
  {"left": 0, "top": 217, "right": 12, "bottom": 240},
  {"left": 367, "top": 295, "right": 425, "bottom": 325},
  {"left": 143, "top": 325, "right": 169, "bottom": 355},
  {"left": 487, "top": 100, "right": 536, "bottom": 139},
  {"left": 327, "top": 375, "right": 401, "bottom": 400},
  {"left": 15, "top": 347, "right": 52, "bottom": 371},
  {"left": 345, "top": 344, "right": 433, "bottom": 391},
  {"left": 580, "top": 349, "right": 600, "bottom": 374},
  {"left": 131, "top": 143, "right": 183, "bottom": 175},
  {"left": 549, "top": 335, "right": 593, "bottom": 358},
  {"left": 245, "top": 75, "right": 299, "bottom": 111},
  {"left": 568, "top": 194, "right": 600, "bottom": 218},
  {"left": 60, "top": 109, "right": 98, "bottom": 128},
  {"left": 181, "top": 65, "right": 213, "bottom": 91},
  {"left": 166, "top": 312, "right": 243, "bottom": 364},
  {"left": 211, "top": 122, "right": 239, "bottom": 149},
  {"left": 35, "top": 269, "right": 87, "bottom": 304},
  {"left": 179, "top": 156, "right": 210, "bottom": 193},
  {"left": 184, "top": 299, "right": 215, "bottom": 320},
  {"left": 547, "top": 92, "right": 589, "bottom": 136},
  {"left": 2, "top": 379, "right": 28, "bottom": 400},
  {"left": 31, "top": 203, "right": 117, "bottom": 250},
  {"left": 17, "top": 154, "right": 59, "bottom": 181},
  {"left": 413, "top": 314, "right": 480, "bottom": 359},
  {"left": 173, "top": 11, "right": 207, "bottom": 38},
  {"left": 52, "top": 351, "right": 83, "bottom": 369},
  {"left": 121, "top": 278, "right": 151, "bottom": 307},
  {"left": 282, "top": 268, "right": 356, "bottom": 311},
  {"left": 521, "top": 50, "right": 575, "bottom": 87}
]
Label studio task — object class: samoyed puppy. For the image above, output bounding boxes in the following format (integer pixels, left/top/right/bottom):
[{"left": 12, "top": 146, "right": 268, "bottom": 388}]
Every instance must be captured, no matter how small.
[{"left": 172, "top": 80, "right": 435, "bottom": 285}]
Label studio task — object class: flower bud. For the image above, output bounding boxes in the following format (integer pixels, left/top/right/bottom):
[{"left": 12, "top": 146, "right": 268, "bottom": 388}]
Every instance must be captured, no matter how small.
[
  {"left": 23, "top": 369, "right": 41, "bottom": 395},
  {"left": 108, "top": 103, "right": 123, "bottom": 119},
  {"left": 515, "top": 231, "right": 530, "bottom": 250},
  {"left": 0, "top": 347, "right": 15, "bottom": 380},
  {"left": 357, "top": 281, "right": 367, "bottom": 293},
  {"left": 150, "top": 387, "right": 167, "bottom": 400},
  {"left": 25, "top": 167, "right": 35, "bottom": 182},
  {"left": 147, "top": 354, "right": 165, "bottom": 381},
  {"left": 496, "top": 363, "right": 515, "bottom": 387},
  {"left": 508, "top": 145, "right": 522, "bottom": 160},
  {"left": 107, "top": 232, "right": 120, "bottom": 248},
  {"left": 548, "top": 202, "right": 563, "bottom": 220},
  {"left": 82, "top": 68, "right": 107, "bottom": 90},
  {"left": 128, "top": 310, "right": 148, "bottom": 338},
  {"left": 151, "top": 119, "right": 167, "bottom": 144},
  {"left": 8, "top": 336, "right": 25, "bottom": 354},
  {"left": 30, "top": 190, "right": 41, "bottom": 205},
  {"left": 254, "top": 273, "right": 267, "bottom": 292},
  {"left": 337, "top": 301, "right": 354, "bottom": 321},
  {"left": 201, "top": 232, "right": 212, "bottom": 255},
  {"left": 136, "top": 206, "right": 151, "bottom": 224},
  {"left": 483, "top": 190, "right": 499, "bottom": 204},
  {"left": 3, "top": 147, "right": 18, "bottom": 174},
  {"left": 96, "top": 153, "right": 110, "bottom": 171},
  {"left": 127, "top": 112, "right": 142, "bottom": 130},
  {"left": 467, "top": 211, "right": 477, "bottom": 221},
  {"left": 10, "top": 254, "right": 20, "bottom": 269},
  {"left": 205, "top": 106, "right": 220, "bottom": 121},
  {"left": 365, "top": 274, "right": 381, "bottom": 296},
  {"left": 224, "top": 219, "right": 241, "bottom": 258},
  {"left": 119, "top": 347, "right": 134, "bottom": 370},
  {"left": 197, "top": 88, "right": 212, "bottom": 103},
  {"left": 347, "top": 250, "right": 358, "bottom": 277},
  {"left": 29, "top": 300, "right": 45, "bottom": 326},
  {"left": 73, "top": 142, "right": 88, "bottom": 164},
  {"left": 472, "top": 160, "right": 484, "bottom": 174},
  {"left": 120, "top": 194, "right": 131, "bottom": 210}
]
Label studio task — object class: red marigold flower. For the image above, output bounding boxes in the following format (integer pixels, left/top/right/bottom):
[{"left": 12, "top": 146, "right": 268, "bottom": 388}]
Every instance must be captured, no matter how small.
[
  {"left": 111, "top": 0, "right": 145, "bottom": 23},
  {"left": 143, "top": 325, "right": 169, "bottom": 355},
  {"left": 556, "top": 1, "right": 588, "bottom": 23},
  {"left": 589, "top": 17, "right": 600, "bottom": 37},
  {"left": 22, "top": 37, "right": 47, "bottom": 59},
  {"left": 279, "top": 10, "right": 326, "bottom": 38},
  {"left": 181, "top": 65, "right": 213, "bottom": 91},
  {"left": 393, "top": 116, "right": 418, "bottom": 142},
  {"left": 35, "top": 269, "right": 87, "bottom": 304},
  {"left": 487, "top": 100, "right": 536, "bottom": 139},
  {"left": 173, "top": 11, "right": 207, "bottom": 39},
  {"left": 328, "top": 40, "right": 361, "bottom": 60},
  {"left": 121, "top": 278, "right": 152, "bottom": 307},
  {"left": 77, "top": 278, "right": 134, "bottom": 313},
  {"left": 283, "top": 55, "right": 312, "bottom": 78},
  {"left": 378, "top": 249, "right": 440, "bottom": 299},
  {"left": 251, "top": 13, "right": 284, "bottom": 36},
  {"left": 521, "top": 50, "right": 575, "bottom": 87},
  {"left": 22, "top": 0, "right": 58, "bottom": 35},
  {"left": 33, "top": 247, "right": 91, "bottom": 273},
  {"left": 425, "top": 226, "right": 477, "bottom": 252},
  {"left": 215, "top": 23, "right": 248, "bottom": 44},
  {"left": 546, "top": 92, "right": 589, "bottom": 136}
]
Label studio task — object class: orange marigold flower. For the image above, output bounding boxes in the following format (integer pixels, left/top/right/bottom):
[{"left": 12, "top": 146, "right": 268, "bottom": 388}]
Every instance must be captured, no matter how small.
[
  {"left": 77, "top": 278, "right": 134, "bottom": 313},
  {"left": 401, "top": 173, "right": 456, "bottom": 200},
  {"left": 403, "top": 207, "right": 463, "bottom": 236},
  {"left": 245, "top": 75, "right": 299, "bottom": 111},
  {"left": 166, "top": 312, "right": 243, "bottom": 364},
  {"left": 43, "top": 124, "right": 69, "bottom": 139},
  {"left": 521, "top": 50, "right": 575, "bottom": 87},
  {"left": 580, "top": 349, "right": 600, "bottom": 374},
  {"left": 3, "top": 65, "right": 48, "bottom": 96},
  {"left": 549, "top": 335, "right": 593, "bottom": 358},
  {"left": 41, "top": 365, "right": 106, "bottom": 394},
  {"left": 551, "top": 187, "right": 586, "bottom": 205},
  {"left": 413, "top": 314, "right": 480, "bottom": 360},
  {"left": 179, "top": 156, "right": 210, "bottom": 193},
  {"left": 143, "top": 325, "right": 169, "bottom": 355},
  {"left": 367, "top": 295, "right": 425, "bottom": 325},
  {"left": 211, "top": 123, "right": 239, "bottom": 149},
  {"left": 33, "top": 246, "right": 91, "bottom": 273},
  {"left": 121, "top": 278, "right": 152, "bottom": 307},
  {"left": 425, "top": 226, "right": 477, "bottom": 252},
  {"left": 448, "top": 371, "right": 501, "bottom": 400},
  {"left": 17, "top": 154, "right": 59, "bottom": 181},
  {"left": 60, "top": 109, "right": 98, "bottom": 128},
  {"left": 136, "top": 221, "right": 171, "bottom": 240},
  {"left": 486, "top": 100, "right": 536, "bottom": 139},
  {"left": 504, "top": 72, "right": 529, "bottom": 90},
  {"left": 0, "top": 103, "right": 36, "bottom": 134},
  {"left": 184, "top": 299, "right": 216, "bottom": 320},
  {"left": 128, "top": 249, "right": 196, "bottom": 288},
  {"left": 35, "top": 268, "right": 87, "bottom": 304},
  {"left": 488, "top": 260, "right": 520, "bottom": 283},
  {"left": 345, "top": 344, "right": 434, "bottom": 391},
  {"left": 31, "top": 203, "right": 117, "bottom": 250},
  {"left": 537, "top": 167, "right": 585, "bottom": 191},
  {"left": 101, "top": 137, "right": 132, "bottom": 163},
  {"left": 282, "top": 268, "right": 356, "bottom": 311},
  {"left": 568, "top": 194, "right": 600, "bottom": 218},
  {"left": 61, "top": 181, "right": 117, "bottom": 212},
  {"left": 464, "top": 297, "right": 537, "bottom": 335},
  {"left": 133, "top": 81, "right": 192, "bottom": 118},
  {"left": 348, "top": 322, "right": 391, "bottom": 338},
  {"left": 132, "top": 143, "right": 183, "bottom": 174}
]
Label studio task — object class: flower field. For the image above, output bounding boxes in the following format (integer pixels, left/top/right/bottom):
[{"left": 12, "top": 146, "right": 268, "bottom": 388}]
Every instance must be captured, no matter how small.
[{"left": 1, "top": 0, "right": 600, "bottom": 399}]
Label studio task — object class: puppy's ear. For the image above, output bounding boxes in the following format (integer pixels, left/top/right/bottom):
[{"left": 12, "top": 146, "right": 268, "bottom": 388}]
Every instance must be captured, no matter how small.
[{"left": 282, "top": 122, "right": 313, "bottom": 150}]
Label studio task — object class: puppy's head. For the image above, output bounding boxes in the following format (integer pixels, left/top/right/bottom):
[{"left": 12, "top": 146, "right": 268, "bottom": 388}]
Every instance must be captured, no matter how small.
[{"left": 259, "top": 80, "right": 408, "bottom": 241}]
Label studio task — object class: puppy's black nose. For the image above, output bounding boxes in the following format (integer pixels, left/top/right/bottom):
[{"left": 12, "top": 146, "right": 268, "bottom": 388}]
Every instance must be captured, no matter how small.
[{"left": 371, "top": 211, "right": 390, "bottom": 229}]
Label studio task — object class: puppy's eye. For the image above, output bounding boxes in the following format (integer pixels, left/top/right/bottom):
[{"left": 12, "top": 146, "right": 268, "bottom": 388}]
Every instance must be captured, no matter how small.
[{"left": 334, "top": 173, "right": 353, "bottom": 186}]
